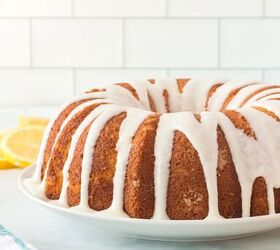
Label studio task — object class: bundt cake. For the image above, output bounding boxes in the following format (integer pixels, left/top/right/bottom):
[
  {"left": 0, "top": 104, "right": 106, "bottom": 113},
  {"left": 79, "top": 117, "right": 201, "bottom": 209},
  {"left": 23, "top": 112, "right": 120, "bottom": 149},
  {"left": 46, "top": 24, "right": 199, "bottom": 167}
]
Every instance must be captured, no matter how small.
[{"left": 25, "top": 78, "right": 280, "bottom": 220}]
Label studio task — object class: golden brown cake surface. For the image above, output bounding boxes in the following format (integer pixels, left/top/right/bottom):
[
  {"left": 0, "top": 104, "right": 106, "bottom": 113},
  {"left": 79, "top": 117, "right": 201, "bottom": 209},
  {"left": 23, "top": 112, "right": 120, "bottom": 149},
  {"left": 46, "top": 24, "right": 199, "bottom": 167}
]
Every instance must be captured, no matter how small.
[
  {"left": 124, "top": 115, "right": 159, "bottom": 219},
  {"left": 28, "top": 78, "right": 280, "bottom": 220},
  {"left": 167, "top": 130, "right": 209, "bottom": 220}
]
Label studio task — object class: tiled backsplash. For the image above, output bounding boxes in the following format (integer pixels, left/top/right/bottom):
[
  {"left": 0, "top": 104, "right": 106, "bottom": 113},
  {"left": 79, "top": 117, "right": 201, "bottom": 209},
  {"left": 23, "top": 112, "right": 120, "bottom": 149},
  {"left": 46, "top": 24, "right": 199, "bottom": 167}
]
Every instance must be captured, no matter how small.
[{"left": 1, "top": 0, "right": 280, "bottom": 123}]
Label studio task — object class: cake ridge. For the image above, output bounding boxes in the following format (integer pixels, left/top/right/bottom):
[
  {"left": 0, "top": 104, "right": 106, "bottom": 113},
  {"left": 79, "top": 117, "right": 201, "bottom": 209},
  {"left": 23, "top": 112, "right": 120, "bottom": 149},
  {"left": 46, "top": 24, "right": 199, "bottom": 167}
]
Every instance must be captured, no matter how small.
[{"left": 25, "top": 78, "right": 280, "bottom": 220}]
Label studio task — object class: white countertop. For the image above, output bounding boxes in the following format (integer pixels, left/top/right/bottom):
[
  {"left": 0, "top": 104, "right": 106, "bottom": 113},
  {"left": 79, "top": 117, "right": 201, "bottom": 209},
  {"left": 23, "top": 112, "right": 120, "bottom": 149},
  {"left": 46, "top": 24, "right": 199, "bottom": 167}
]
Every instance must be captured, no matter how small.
[{"left": 0, "top": 169, "right": 280, "bottom": 250}]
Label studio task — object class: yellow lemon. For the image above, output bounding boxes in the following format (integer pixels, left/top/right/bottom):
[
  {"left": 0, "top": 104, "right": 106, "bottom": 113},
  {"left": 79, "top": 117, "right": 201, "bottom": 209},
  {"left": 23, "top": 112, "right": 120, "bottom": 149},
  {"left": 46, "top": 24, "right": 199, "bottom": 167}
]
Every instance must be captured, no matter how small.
[
  {"left": 0, "top": 157, "right": 16, "bottom": 169},
  {"left": 0, "top": 128, "right": 12, "bottom": 141},
  {"left": 0, "top": 129, "right": 17, "bottom": 169},
  {"left": 0, "top": 129, "right": 12, "bottom": 156},
  {"left": 0, "top": 126, "right": 45, "bottom": 168},
  {"left": 19, "top": 116, "right": 49, "bottom": 127}
]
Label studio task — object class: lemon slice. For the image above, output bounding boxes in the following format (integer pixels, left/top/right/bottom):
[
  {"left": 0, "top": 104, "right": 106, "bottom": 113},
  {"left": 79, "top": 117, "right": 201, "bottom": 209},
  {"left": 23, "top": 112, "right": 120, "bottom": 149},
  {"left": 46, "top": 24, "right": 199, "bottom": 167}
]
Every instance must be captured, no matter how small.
[
  {"left": 0, "top": 129, "right": 17, "bottom": 169},
  {"left": 0, "top": 126, "right": 45, "bottom": 168},
  {"left": 0, "top": 157, "right": 16, "bottom": 169},
  {"left": 0, "top": 129, "right": 12, "bottom": 156},
  {"left": 0, "top": 128, "right": 11, "bottom": 140},
  {"left": 19, "top": 116, "right": 49, "bottom": 127}
]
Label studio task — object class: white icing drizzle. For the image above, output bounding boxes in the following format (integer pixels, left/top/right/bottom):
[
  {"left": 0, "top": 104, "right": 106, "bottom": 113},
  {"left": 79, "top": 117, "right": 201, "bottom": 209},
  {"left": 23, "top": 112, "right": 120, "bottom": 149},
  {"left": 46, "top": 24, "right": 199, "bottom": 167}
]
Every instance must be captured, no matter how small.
[
  {"left": 24, "top": 79, "right": 280, "bottom": 220},
  {"left": 153, "top": 111, "right": 220, "bottom": 220},
  {"left": 208, "top": 81, "right": 257, "bottom": 111},
  {"left": 181, "top": 78, "right": 220, "bottom": 113},
  {"left": 126, "top": 80, "right": 151, "bottom": 111},
  {"left": 158, "top": 78, "right": 182, "bottom": 112},
  {"left": 27, "top": 98, "right": 110, "bottom": 198},
  {"left": 58, "top": 104, "right": 114, "bottom": 207},
  {"left": 226, "top": 84, "right": 266, "bottom": 109},
  {"left": 238, "top": 85, "right": 280, "bottom": 107},
  {"left": 145, "top": 79, "right": 168, "bottom": 113},
  {"left": 108, "top": 108, "right": 151, "bottom": 215},
  {"left": 258, "top": 93, "right": 280, "bottom": 102},
  {"left": 77, "top": 106, "right": 132, "bottom": 210},
  {"left": 217, "top": 112, "right": 257, "bottom": 217},
  {"left": 106, "top": 84, "right": 143, "bottom": 110},
  {"left": 242, "top": 85, "right": 280, "bottom": 107},
  {"left": 239, "top": 107, "right": 280, "bottom": 214},
  {"left": 32, "top": 93, "right": 106, "bottom": 183},
  {"left": 252, "top": 100, "right": 280, "bottom": 117}
]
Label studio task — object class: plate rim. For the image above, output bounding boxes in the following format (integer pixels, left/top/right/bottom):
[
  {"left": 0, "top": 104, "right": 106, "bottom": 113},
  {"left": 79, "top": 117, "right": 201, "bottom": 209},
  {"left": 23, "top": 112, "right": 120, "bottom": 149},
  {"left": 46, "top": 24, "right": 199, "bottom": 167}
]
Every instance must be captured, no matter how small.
[{"left": 18, "top": 165, "right": 280, "bottom": 226}]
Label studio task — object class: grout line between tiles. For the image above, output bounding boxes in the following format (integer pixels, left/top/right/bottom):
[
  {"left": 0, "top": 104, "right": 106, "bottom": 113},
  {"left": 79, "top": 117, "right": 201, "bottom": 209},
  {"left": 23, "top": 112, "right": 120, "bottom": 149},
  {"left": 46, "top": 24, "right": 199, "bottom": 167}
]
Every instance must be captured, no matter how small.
[
  {"left": 262, "top": 69, "right": 265, "bottom": 81},
  {"left": 262, "top": 0, "right": 266, "bottom": 17},
  {"left": 1, "top": 16, "right": 280, "bottom": 20},
  {"left": 71, "top": 0, "right": 75, "bottom": 17},
  {"left": 217, "top": 19, "right": 221, "bottom": 68},
  {"left": 122, "top": 19, "right": 126, "bottom": 68},
  {"left": 0, "top": 67, "right": 277, "bottom": 71},
  {"left": 166, "top": 0, "right": 169, "bottom": 17},
  {"left": 29, "top": 19, "right": 33, "bottom": 67}
]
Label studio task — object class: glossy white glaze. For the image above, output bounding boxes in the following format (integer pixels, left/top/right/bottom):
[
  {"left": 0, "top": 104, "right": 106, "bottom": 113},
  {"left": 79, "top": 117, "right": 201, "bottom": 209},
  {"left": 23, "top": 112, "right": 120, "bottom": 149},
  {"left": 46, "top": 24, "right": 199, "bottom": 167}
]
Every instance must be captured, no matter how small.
[{"left": 25, "top": 79, "right": 280, "bottom": 220}]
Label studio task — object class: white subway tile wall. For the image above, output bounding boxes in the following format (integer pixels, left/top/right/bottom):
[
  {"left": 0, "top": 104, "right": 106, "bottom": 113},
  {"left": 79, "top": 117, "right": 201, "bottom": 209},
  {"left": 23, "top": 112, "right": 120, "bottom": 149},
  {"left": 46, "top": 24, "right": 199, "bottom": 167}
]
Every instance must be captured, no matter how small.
[
  {"left": 32, "top": 19, "right": 123, "bottom": 67},
  {"left": 74, "top": 0, "right": 166, "bottom": 17},
  {"left": 125, "top": 19, "right": 218, "bottom": 67},
  {"left": 169, "top": 0, "right": 263, "bottom": 17},
  {"left": 168, "top": 69, "right": 263, "bottom": 81},
  {"left": 220, "top": 20, "right": 280, "bottom": 68},
  {"left": 0, "top": 0, "right": 72, "bottom": 17},
  {"left": 0, "top": 69, "right": 73, "bottom": 107},
  {"left": 1, "top": 0, "right": 280, "bottom": 122},
  {"left": 75, "top": 69, "right": 167, "bottom": 94},
  {"left": 0, "top": 20, "right": 30, "bottom": 67},
  {"left": 265, "top": 0, "right": 280, "bottom": 16}
]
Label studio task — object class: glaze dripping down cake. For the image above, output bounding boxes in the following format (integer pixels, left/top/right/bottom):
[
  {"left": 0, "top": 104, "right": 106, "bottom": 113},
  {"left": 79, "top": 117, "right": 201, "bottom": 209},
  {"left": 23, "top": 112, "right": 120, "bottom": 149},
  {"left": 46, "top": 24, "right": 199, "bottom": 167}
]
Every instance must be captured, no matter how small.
[{"left": 25, "top": 78, "right": 280, "bottom": 220}]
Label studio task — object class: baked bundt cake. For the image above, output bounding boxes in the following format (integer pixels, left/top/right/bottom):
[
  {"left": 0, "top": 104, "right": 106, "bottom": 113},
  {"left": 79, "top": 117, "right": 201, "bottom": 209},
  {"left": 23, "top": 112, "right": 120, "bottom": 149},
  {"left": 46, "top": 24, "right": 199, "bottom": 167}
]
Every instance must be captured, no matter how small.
[{"left": 25, "top": 78, "right": 280, "bottom": 220}]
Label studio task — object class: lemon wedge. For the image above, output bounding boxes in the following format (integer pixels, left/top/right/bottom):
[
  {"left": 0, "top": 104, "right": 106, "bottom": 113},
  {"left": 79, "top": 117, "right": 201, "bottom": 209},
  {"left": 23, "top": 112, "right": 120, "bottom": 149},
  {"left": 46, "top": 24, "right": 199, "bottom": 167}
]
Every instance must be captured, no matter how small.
[
  {"left": 0, "top": 126, "right": 45, "bottom": 168},
  {"left": 0, "top": 129, "right": 17, "bottom": 169},
  {"left": 19, "top": 116, "right": 49, "bottom": 127},
  {"left": 0, "top": 129, "right": 11, "bottom": 140},
  {"left": 0, "top": 157, "right": 16, "bottom": 169}
]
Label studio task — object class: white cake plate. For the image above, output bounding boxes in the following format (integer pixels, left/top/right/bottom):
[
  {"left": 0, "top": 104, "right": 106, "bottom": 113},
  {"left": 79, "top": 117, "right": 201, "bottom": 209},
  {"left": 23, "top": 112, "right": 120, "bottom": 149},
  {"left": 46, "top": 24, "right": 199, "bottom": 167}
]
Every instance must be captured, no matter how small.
[{"left": 18, "top": 165, "right": 280, "bottom": 242}]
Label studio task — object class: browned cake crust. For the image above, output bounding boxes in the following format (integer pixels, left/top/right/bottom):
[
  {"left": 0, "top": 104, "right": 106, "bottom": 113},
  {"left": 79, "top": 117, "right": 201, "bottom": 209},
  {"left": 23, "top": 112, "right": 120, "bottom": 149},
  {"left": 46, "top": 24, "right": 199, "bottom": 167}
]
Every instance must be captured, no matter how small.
[
  {"left": 255, "top": 92, "right": 280, "bottom": 101},
  {"left": 147, "top": 79, "right": 155, "bottom": 84},
  {"left": 250, "top": 177, "right": 269, "bottom": 216},
  {"left": 39, "top": 78, "right": 280, "bottom": 220},
  {"left": 166, "top": 130, "right": 209, "bottom": 220},
  {"left": 85, "top": 88, "right": 106, "bottom": 94},
  {"left": 163, "top": 89, "right": 170, "bottom": 113},
  {"left": 88, "top": 113, "right": 127, "bottom": 210},
  {"left": 221, "top": 83, "right": 256, "bottom": 111},
  {"left": 45, "top": 103, "right": 104, "bottom": 200},
  {"left": 205, "top": 83, "right": 223, "bottom": 110},
  {"left": 252, "top": 106, "right": 280, "bottom": 122},
  {"left": 223, "top": 110, "right": 257, "bottom": 139},
  {"left": 273, "top": 188, "right": 280, "bottom": 213},
  {"left": 239, "top": 86, "right": 280, "bottom": 107},
  {"left": 67, "top": 113, "right": 127, "bottom": 208},
  {"left": 123, "top": 115, "right": 160, "bottom": 218},
  {"left": 176, "top": 79, "right": 189, "bottom": 93},
  {"left": 116, "top": 83, "right": 140, "bottom": 100},
  {"left": 148, "top": 93, "right": 157, "bottom": 112},
  {"left": 41, "top": 99, "right": 93, "bottom": 180},
  {"left": 217, "top": 126, "right": 242, "bottom": 218},
  {"left": 67, "top": 123, "right": 92, "bottom": 207}
]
